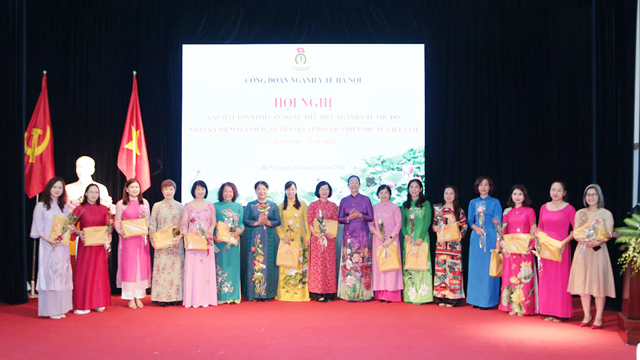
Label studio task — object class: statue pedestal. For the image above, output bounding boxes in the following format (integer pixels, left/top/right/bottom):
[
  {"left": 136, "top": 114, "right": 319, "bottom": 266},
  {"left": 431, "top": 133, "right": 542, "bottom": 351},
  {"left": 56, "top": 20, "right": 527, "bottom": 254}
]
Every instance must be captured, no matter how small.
[{"left": 619, "top": 267, "right": 640, "bottom": 345}]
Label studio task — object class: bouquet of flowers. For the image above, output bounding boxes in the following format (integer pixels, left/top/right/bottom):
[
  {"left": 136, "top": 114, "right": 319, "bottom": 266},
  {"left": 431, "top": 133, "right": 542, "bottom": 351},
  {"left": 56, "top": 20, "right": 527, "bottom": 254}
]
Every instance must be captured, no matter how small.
[
  {"left": 476, "top": 202, "right": 486, "bottom": 252},
  {"left": 57, "top": 211, "right": 82, "bottom": 246},
  {"left": 219, "top": 214, "right": 239, "bottom": 253},
  {"left": 409, "top": 210, "right": 416, "bottom": 237},
  {"left": 378, "top": 218, "right": 387, "bottom": 242},
  {"left": 228, "top": 215, "right": 238, "bottom": 239},
  {"left": 434, "top": 204, "right": 445, "bottom": 239},
  {"left": 105, "top": 220, "right": 114, "bottom": 252},
  {"left": 577, "top": 217, "right": 603, "bottom": 257},
  {"left": 189, "top": 213, "right": 217, "bottom": 255},
  {"left": 316, "top": 209, "right": 328, "bottom": 250},
  {"left": 530, "top": 222, "right": 543, "bottom": 272},
  {"left": 493, "top": 217, "right": 508, "bottom": 255},
  {"left": 287, "top": 220, "right": 295, "bottom": 238}
]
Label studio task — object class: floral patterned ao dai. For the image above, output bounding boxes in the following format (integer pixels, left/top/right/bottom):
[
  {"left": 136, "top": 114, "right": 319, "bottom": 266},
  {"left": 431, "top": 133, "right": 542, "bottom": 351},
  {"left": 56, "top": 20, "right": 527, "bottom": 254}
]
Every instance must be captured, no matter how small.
[
  {"left": 275, "top": 200, "right": 310, "bottom": 302},
  {"left": 499, "top": 206, "right": 537, "bottom": 315},
  {"left": 149, "top": 199, "right": 184, "bottom": 303},
  {"left": 214, "top": 201, "right": 244, "bottom": 304},
  {"left": 338, "top": 194, "right": 374, "bottom": 301}
]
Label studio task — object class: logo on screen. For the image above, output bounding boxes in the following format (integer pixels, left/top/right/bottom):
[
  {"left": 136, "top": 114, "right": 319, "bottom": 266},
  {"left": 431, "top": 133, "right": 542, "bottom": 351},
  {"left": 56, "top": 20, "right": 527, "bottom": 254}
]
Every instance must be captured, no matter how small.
[{"left": 293, "top": 47, "right": 309, "bottom": 71}]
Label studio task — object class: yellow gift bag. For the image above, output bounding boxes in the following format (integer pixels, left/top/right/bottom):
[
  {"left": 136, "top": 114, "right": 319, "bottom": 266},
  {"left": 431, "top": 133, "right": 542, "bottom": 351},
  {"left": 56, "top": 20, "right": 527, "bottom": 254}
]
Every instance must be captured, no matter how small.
[
  {"left": 503, "top": 233, "right": 531, "bottom": 254},
  {"left": 436, "top": 222, "right": 462, "bottom": 242},
  {"left": 184, "top": 232, "right": 208, "bottom": 251},
  {"left": 489, "top": 249, "right": 502, "bottom": 277},
  {"left": 122, "top": 218, "right": 149, "bottom": 237},
  {"left": 313, "top": 218, "right": 338, "bottom": 238},
  {"left": 216, "top": 221, "right": 238, "bottom": 246},
  {"left": 376, "top": 243, "right": 401, "bottom": 272},
  {"left": 573, "top": 221, "right": 611, "bottom": 242},
  {"left": 83, "top": 226, "right": 110, "bottom": 246},
  {"left": 536, "top": 231, "right": 563, "bottom": 262},
  {"left": 49, "top": 214, "right": 71, "bottom": 246},
  {"left": 276, "top": 241, "right": 300, "bottom": 269},
  {"left": 403, "top": 242, "right": 429, "bottom": 271},
  {"left": 150, "top": 227, "right": 178, "bottom": 250}
]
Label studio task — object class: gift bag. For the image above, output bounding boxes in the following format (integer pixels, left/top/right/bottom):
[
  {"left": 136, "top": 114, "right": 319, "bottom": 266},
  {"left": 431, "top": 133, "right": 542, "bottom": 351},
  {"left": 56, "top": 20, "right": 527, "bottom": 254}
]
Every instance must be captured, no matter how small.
[
  {"left": 489, "top": 249, "right": 502, "bottom": 277},
  {"left": 573, "top": 221, "right": 611, "bottom": 242},
  {"left": 313, "top": 218, "right": 338, "bottom": 238},
  {"left": 276, "top": 241, "right": 300, "bottom": 269},
  {"left": 376, "top": 243, "right": 401, "bottom": 272},
  {"left": 83, "top": 226, "right": 110, "bottom": 247},
  {"left": 150, "top": 226, "right": 178, "bottom": 250},
  {"left": 403, "top": 242, "right": 429, "bottom": 271},
  {"left": 122, "top": 218, "right": 149, "bottom": 237},
  {"left": 49, "top": 214, "right": 71, "bottom": 246},
  {"left": 184, "top": 232, "right": 208, "bottom": 251},
  {"left": 503, "top": 233, "right": 531, "bottom": 254},
  {"left": 536, "top": 231, "right": 563, "bottom": 262},
  {"left": 436, "top": 222, "right": 462, "bottom": 242},
  {"left": 216, "top": 221, "right": 238, "bottom": 246}
]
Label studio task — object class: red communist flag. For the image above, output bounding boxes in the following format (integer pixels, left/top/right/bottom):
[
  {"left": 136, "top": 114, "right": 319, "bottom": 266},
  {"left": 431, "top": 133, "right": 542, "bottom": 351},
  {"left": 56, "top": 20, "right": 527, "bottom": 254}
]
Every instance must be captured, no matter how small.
[
  {"left": 24, "top": 73, "right": 55, "bottom": 198},
  {"left": 117, "top": 73, "right": 150, "bottom": 193}
]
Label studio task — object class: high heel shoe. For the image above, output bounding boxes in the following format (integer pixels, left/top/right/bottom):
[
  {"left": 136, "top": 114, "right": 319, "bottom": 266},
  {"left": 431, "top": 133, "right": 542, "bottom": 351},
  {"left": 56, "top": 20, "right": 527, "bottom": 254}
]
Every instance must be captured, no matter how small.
[
  {"left": 580, "top": 315, "right": 592, "bottom": 327},
  {"left": 592, "top": 320, "right": 603, "bottom": 330}
]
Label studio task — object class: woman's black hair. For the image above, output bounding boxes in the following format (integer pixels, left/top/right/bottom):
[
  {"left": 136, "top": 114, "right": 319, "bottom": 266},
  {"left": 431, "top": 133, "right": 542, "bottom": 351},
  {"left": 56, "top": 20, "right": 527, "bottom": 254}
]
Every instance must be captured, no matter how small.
[
  {"left": 314, "top": 181, "right": 332, "bottom": 198},
  {"left": 444, "top": 185, "right": 462, "bottom": 220},
  {"left": 403, "top": 179, "right": 428, "bottom": 209},
  {"left": 254, "top": 181, "right": 269, "bottom": 190},
  {"left": 377, "top": 184, "right": 392, "bottom": 197},
  {"left": 506, "top": 184, "right": 532, "bottom": 208},
  {"left": 81, "top": 184, "right": 101, "bottom": 206},
  {"left": 347, "top": 175, "right": 360, "bottom": 184},
  {"left": 191, "top": 180, "right": 208, "bottom": 199},
  {"left": 282, "top": 181, "right": 301, "bottom": 210},
  {"left": 41, "top": 177, "right": 67, "bottom": 211}
]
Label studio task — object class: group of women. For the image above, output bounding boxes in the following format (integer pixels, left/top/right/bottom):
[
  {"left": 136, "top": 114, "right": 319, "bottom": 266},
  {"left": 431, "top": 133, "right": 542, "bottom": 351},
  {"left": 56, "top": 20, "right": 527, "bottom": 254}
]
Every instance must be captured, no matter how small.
[{"left": 31, "top": 175, "right": 617, "bottom": 330}]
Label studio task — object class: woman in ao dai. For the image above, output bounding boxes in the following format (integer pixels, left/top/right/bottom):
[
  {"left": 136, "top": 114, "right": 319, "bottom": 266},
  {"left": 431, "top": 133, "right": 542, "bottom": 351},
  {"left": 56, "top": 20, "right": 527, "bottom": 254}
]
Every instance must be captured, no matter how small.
[
  {"left": 243, "top": 181, "right": 282, "bottom": 301},
  {"left": 337, "top": 175, "right": 374, "bottom": 301},
  {"left": 537, "top": 181, "right": 575, "bottom": 321},
  {"left": 30, "top": 177, "right": 73, "bottom": 319},
  {"left": 307, "top": 181, "right": 339, "bottom": 302},
  {"left": 213, "top": 182, "right": 244, "bottom": 304},
  {"left": 115, "top": 178, "right": 151, "bottom": 309},
  {"left": 275, "top": 181, "right": 310, "bottom": 301},
  {"left": 369, "top": 185, "right": 403, "bottom": 302},
  {"left": 432, "top": 186, "right": 468, "bottom": 307},
  {"left": 149, "top": 179, "right": 184, "bottom": 306},
  {"left": 497, "top": 185, "right": 537, "bottom": 316},
  {"left": 401, "top": 179, "right": 433, "bottom": 304},
  {"left": 182, "top": 180, "right": 218, "bottom": 308},
  {"left": 467, "top": 176, "right": 502, "bottom": 309}
]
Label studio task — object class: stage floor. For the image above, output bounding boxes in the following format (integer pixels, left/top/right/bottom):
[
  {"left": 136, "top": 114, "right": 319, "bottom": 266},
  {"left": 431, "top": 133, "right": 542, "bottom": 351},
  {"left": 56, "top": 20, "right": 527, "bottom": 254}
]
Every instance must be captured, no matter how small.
[{"left": 0, "top": 296, "right": 634, "bottom": 359}]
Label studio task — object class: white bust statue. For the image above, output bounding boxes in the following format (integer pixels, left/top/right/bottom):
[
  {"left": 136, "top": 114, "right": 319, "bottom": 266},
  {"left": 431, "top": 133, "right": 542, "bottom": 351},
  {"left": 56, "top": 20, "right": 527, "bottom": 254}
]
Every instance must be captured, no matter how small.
[{"left": 66, "top": 156, "right": 113, "bottom": 211}]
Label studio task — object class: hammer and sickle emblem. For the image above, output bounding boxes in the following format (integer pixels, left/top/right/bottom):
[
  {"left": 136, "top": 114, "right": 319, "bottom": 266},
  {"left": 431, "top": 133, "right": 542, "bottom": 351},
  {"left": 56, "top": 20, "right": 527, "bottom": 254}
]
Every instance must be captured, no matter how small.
[{"left": 24, "top": 125, "right": 51, "bottom": 163}]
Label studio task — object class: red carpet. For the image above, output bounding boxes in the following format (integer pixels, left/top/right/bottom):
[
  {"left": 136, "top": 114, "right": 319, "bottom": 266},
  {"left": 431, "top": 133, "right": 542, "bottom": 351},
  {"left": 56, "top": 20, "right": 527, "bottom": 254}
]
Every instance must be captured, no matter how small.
[{"left": 0, "top": 297, "right": 634, "bottom": 359}]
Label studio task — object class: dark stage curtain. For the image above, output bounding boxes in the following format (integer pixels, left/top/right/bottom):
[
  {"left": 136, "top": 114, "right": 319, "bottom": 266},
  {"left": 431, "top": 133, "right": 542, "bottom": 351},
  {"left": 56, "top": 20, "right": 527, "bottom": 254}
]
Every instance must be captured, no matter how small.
[{"left": 1, "top": 1, "right": 636, "bottom": 309}]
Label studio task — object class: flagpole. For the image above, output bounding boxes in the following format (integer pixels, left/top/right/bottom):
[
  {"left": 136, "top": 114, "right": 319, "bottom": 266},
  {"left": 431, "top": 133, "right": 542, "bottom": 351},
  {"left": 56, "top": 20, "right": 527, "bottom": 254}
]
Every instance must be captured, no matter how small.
[
  {"left": 29, "top": 194, "right": 39, "bottom": 298},
  {"left": 28, "top": 70, "right": 46, "bottom": 298}
]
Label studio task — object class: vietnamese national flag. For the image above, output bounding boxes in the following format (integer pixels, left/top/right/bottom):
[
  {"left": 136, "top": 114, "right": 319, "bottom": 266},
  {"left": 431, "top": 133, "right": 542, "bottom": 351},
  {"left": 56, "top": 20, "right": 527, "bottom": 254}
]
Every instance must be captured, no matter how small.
[
  {"left": 117, "top": 73, "right": 151, "bottom": 193},
  {"left": 24, "top": 73, "right": 55, "bottom": 198}
]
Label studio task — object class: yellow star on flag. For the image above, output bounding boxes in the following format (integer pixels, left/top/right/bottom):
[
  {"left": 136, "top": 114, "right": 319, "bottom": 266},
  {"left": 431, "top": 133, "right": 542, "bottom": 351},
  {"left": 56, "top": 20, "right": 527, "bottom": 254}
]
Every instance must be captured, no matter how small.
[{"left": 124, "top": 126, "right": 140, "bottom": 169}]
